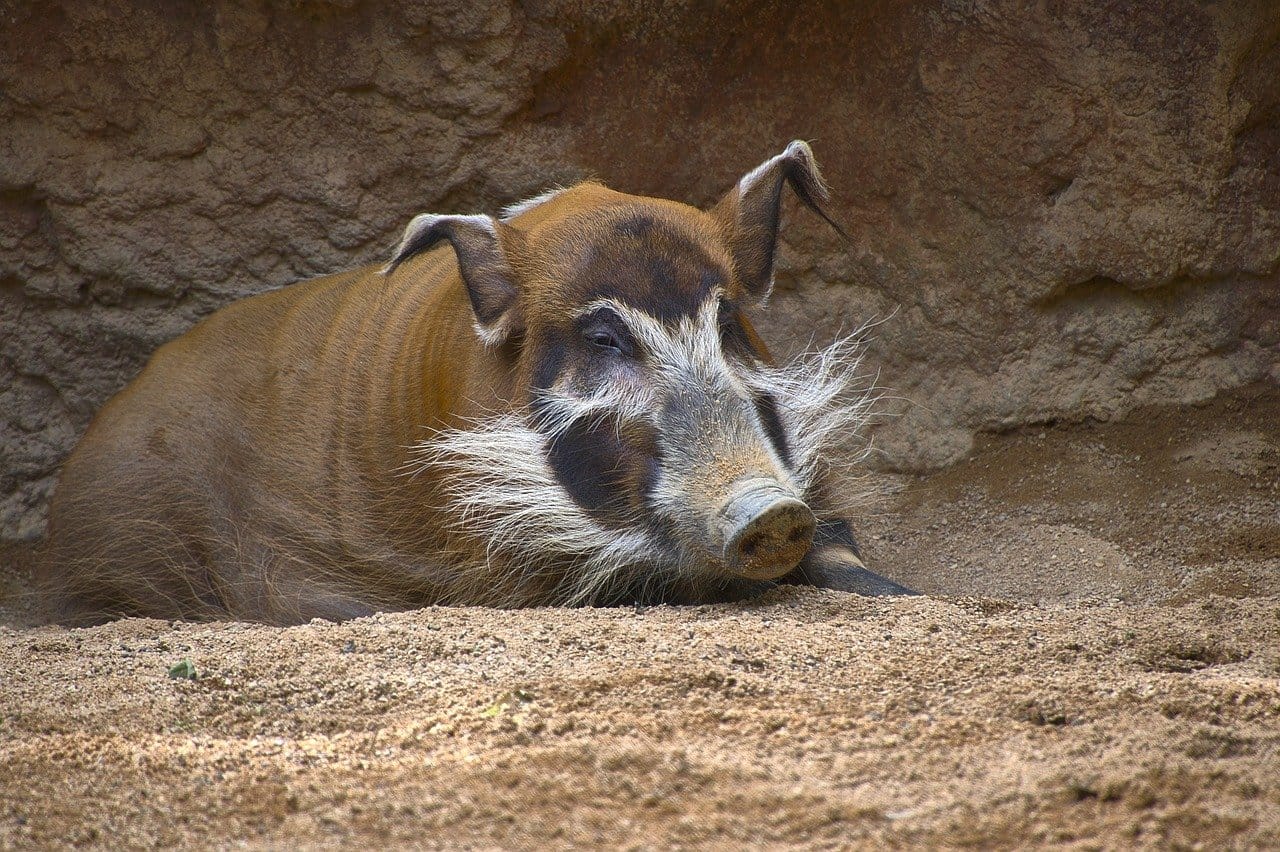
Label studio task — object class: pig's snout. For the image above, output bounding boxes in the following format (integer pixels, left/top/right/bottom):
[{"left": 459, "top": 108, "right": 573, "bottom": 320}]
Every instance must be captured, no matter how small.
[{"left": 717, "top": 480, "right": 816, "bottom": 580}]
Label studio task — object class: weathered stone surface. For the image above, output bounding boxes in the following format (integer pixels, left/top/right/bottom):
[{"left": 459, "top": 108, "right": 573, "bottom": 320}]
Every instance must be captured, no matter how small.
[{"left": 2, "top": 0, "right": 1277, "bottom": 539}]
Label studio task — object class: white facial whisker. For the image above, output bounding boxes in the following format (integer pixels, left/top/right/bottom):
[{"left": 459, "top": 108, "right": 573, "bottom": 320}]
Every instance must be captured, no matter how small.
[
  {"left": 405, "top": 412, "right": 681, "bottom": 606},
  {"left": 740, "top": 326, "right": 879, "bottom": 493},
  {"left": 405, "top": 296, "right": 880, "bottom": 603}
]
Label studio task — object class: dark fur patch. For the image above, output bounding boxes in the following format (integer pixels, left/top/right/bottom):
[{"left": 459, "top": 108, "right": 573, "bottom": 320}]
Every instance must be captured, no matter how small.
[
  {"left": 717, "top": 297, "right": 759, "bottom": 360},
  {"left": 811, "top": 517, "right": 862, "bottom": 558},
  {"left": 715, "top": 298, "right": 790, "bottom": 466},
  {"left": 546, "top": 421, "right": 630, "bottom": 517},
  {"left": 527, "top": 318, "right": 660, "bottom": 527},
  {"left": 576, "top": 305, "right": 639, "bottom": 359},
  {"left": 612, "top": 214, "right": 656, "bottom": 239},
  {"left": 530, "top": 329, "right": 569, "bottom": 393},
  {"left": 569, "top": 216, "right": 729, "bottom": 323},
  {"left": 752, "top": 392, "right": 794, "bottom": 470},
  {"left": 545, "top": 419, "right": 660, "bottom": 528}
]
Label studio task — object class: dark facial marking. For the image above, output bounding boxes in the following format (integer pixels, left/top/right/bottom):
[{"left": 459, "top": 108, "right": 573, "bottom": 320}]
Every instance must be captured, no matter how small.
[
  {"left": 752, "top": 392, "right": 794, "bottom": 469},
  {"left": 530, "top": 327, "right": 569, "bottom": 393},
  {"left": 715, "top": 296, "right": 791, "bottom": 467},
  {"left": 572, "top": 215, "right": 729, "bottom": 323},
  {"left": 527, "top": 313, "right": 659, "bottom": 526},
  {"left": 545, "top": 419, "right": 661, "bottom": 528},
  {"left": 717, "top": 296, "right": 760, "bottom": 361}
]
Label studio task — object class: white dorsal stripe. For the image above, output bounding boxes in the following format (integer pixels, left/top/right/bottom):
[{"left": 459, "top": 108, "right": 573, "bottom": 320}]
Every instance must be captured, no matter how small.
[{"left": 500, "top": 186, "right": 570, "bottom": 221}]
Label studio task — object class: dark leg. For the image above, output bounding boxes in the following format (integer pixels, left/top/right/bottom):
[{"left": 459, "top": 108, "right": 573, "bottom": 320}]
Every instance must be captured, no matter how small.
[{"left": 781, "top": 518, "right": 916, "bottom": 596}]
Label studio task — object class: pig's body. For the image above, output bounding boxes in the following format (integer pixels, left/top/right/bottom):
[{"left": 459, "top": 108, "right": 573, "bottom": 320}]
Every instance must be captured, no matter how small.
[
  {"left": 39, "top": 143, "right": 912, "bottom": 625},
  {"left": 41, "top": 257, "right": 492, "bottom": 622}
]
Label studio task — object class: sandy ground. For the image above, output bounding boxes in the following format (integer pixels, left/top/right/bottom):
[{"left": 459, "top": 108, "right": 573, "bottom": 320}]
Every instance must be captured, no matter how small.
[{"left": 1, "top": 384, "right": 1277, "bottom": 849}]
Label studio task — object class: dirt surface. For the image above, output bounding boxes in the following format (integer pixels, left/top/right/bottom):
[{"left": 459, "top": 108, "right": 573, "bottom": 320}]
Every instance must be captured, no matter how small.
[{"left": 1, "top": 386, "right": 1277, "bottom": 849}]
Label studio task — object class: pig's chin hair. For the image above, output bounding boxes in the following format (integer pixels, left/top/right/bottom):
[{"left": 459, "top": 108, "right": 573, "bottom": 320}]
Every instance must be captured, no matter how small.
[
  {"left": 404, "top": 409, "right": 687, "bottom": 607},
  {"left": 743, "top": 329, "right": 880, "bottom": 504}
]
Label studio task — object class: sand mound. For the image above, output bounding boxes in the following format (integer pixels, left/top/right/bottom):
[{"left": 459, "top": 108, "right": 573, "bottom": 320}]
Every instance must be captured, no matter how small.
[{"left": 2, "top": 387, "right": 1277, "bottom": 848}]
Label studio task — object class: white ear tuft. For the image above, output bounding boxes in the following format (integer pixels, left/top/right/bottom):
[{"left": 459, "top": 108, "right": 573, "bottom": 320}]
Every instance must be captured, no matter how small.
[
  {"left": 499, "top": 186, "right": 569, "bottom": 221},
  {"left": 383, "top": 213, "right": 498, "bottom": 276}
]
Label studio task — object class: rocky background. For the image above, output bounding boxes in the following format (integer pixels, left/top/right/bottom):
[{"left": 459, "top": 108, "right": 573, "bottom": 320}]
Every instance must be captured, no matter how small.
[{"left": 2, "top": 0, "right": 1278, "bottom": 541}]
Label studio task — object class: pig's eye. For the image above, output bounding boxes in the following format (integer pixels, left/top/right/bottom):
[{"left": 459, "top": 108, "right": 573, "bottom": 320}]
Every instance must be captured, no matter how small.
[
  {"left": 588, "top": 330, "right": 623, "bottom": 354},
  {"left": 578, "top": 306, "right": 637, "bottom": 358}
]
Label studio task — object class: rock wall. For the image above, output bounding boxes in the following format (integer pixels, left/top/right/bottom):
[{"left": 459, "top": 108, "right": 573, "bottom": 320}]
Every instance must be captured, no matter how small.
[{"left": 2, "top": 0, "right": 1278, "bottom": 540}]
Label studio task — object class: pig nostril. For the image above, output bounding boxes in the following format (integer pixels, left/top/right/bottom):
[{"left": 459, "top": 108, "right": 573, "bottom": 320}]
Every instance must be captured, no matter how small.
[{"left": 718, "top": 484, "right": 816, "bottom": 579}]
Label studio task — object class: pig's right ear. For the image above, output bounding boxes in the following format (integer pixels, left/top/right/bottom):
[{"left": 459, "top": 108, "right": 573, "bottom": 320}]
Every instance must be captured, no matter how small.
[
  {"left": 711, "top": 140, "right": 848, "bottom": 305},
  {"left": 383, "top": 213, "right": 524, "bottom": 346}
]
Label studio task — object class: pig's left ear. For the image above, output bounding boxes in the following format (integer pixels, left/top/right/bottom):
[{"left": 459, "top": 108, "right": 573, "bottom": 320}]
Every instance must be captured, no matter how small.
[
  {"left": 711, "top": 140, "right": 848, "bottom": 303},
  {"left": 384, "top": 213, "right": 525, "bottom": 346}
]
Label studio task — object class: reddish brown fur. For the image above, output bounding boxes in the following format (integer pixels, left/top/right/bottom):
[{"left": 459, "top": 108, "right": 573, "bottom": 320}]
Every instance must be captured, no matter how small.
[
  {"left": 38, "top": 184, "right": 764, "bottom": 623},
  {"left": 39, "top": 143, "right": 910, "bottom": 624}
]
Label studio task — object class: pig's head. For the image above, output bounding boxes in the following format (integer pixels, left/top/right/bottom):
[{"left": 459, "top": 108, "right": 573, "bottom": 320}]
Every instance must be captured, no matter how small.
[{"left": 389, "top": 141, "right": 876, "bottom": 604}]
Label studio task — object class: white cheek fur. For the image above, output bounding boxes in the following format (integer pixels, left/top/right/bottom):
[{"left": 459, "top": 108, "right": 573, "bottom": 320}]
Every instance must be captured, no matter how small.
[
  {"left": 400, "top": 413, "right": 679, "bottom": 606},
  {"left": 402, "top": 306, "right": 879, "bottom": 605}
]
